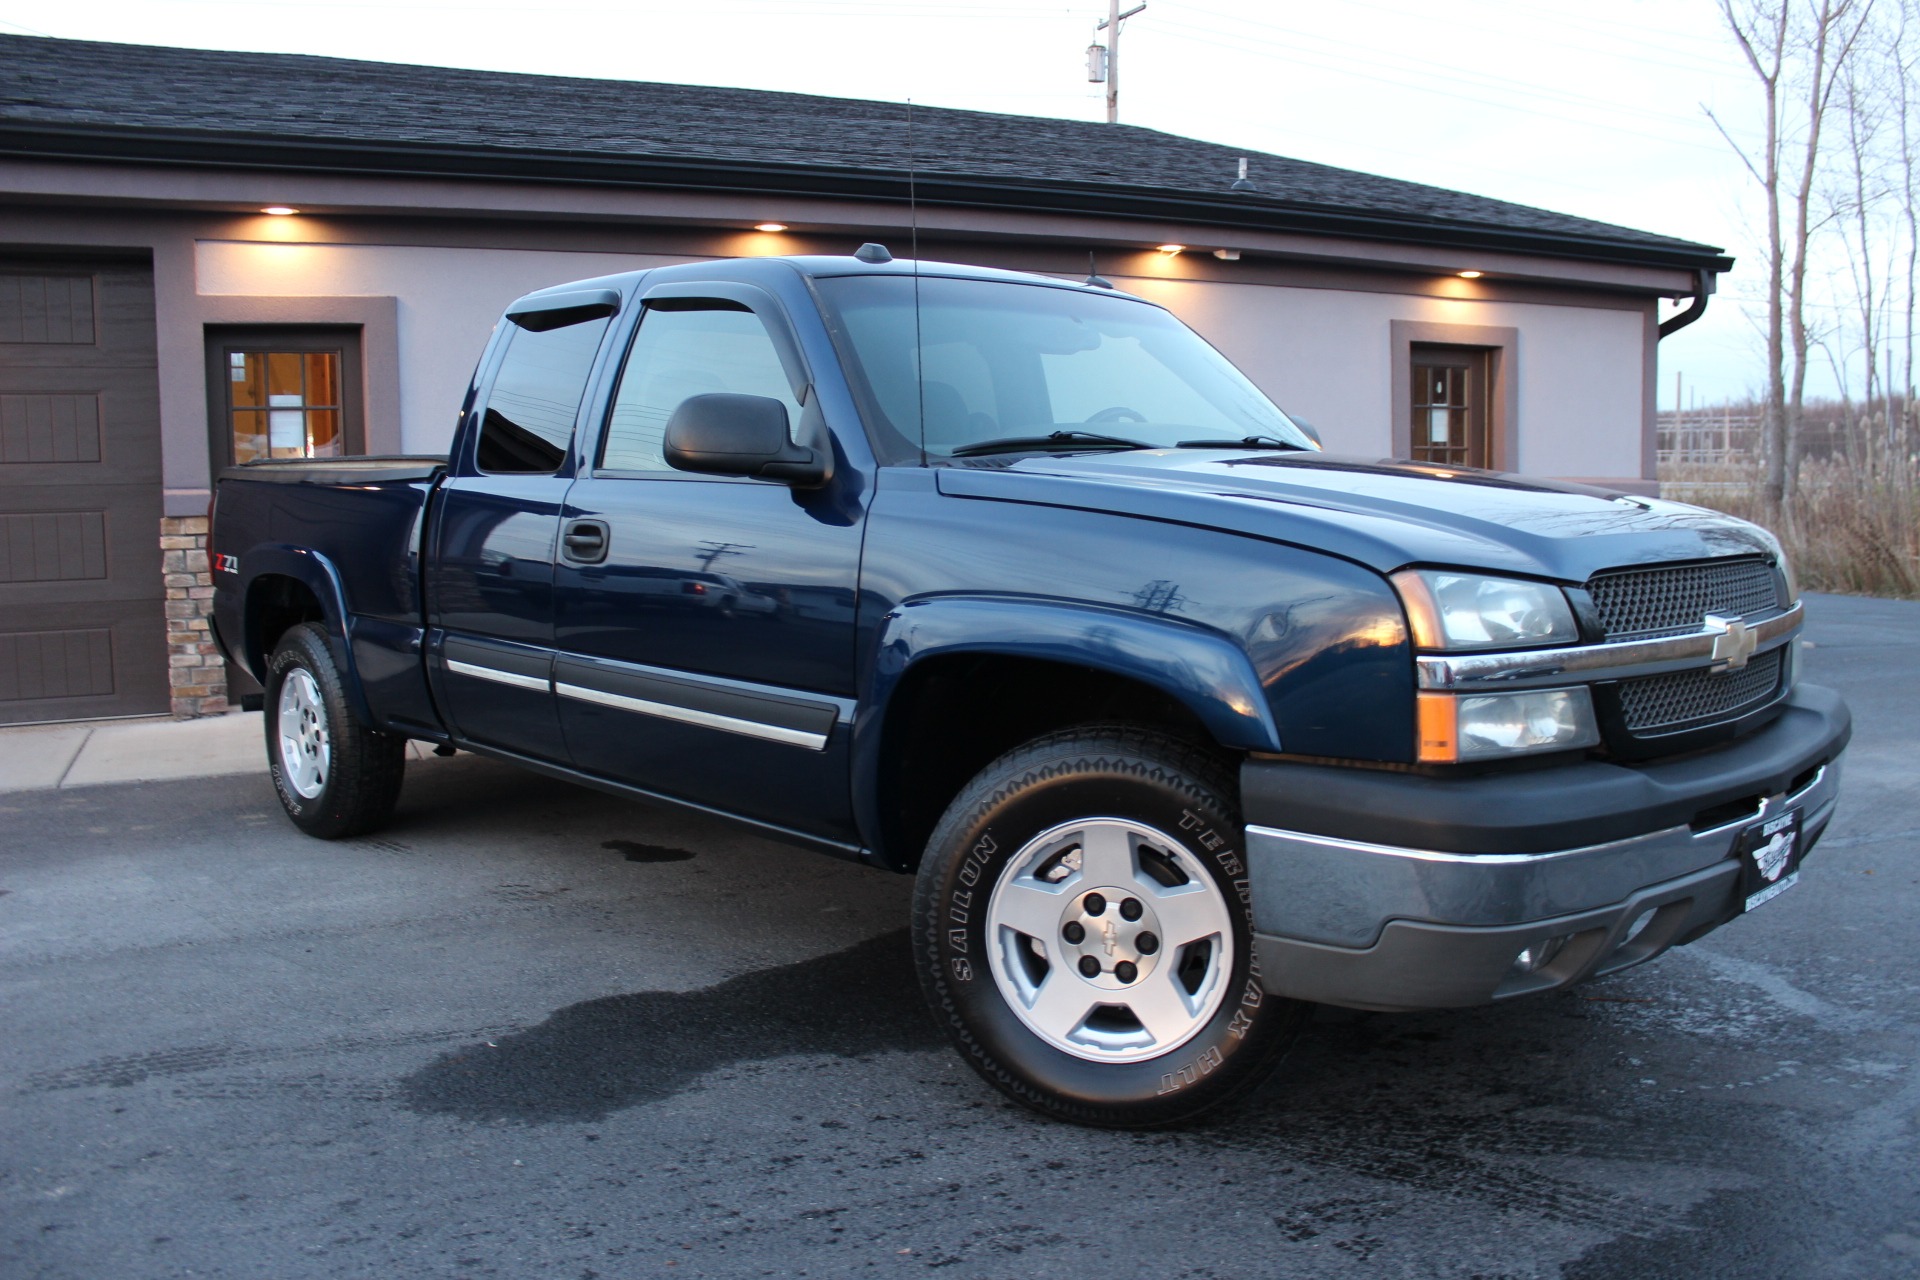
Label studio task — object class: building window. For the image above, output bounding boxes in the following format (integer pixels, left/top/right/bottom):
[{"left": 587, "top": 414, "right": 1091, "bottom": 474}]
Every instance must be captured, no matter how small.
[
  {"left": 227, "top": 350, "right": 342, "bottom": 462},
  {"left": 206, "top": 327, "right": 363, "bottom": 472},
  {"left": 1410, "top": 344, "right": 1490, "bottom": 468}
]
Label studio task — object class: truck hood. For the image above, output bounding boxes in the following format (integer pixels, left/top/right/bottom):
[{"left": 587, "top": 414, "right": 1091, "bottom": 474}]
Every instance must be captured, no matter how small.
[{"left": 933, "top": 450, "right": 1777, "bottom": 582}]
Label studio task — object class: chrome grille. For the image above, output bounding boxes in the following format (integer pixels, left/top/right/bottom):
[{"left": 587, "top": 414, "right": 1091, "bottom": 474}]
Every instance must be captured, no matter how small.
[
  {"left": 1587, "top": 558, "right": 1780, "bottom": 639},
  {"left": 1618, "top": 648, "right": 1784, "bottom": 732}
]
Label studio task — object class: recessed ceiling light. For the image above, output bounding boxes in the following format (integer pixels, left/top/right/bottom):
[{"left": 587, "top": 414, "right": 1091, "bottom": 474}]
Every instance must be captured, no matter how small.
[
  {"left": 1157, "top": 244, "right": 1186, "bottom": 255},
  {"left": 754, "top": 222, "right": 788, "bottom": 233},
  {"left": 1458, "top": 270, "right": 1484, "bottom": 279},
  {"left": 261, "top": 206, "right": 299, "bottom": 216}
]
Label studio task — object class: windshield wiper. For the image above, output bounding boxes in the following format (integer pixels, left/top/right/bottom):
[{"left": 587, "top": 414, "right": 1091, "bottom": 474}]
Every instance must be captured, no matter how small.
[
  {"left": 950, "top": 430, "right": 1152, "bottom": 458},
  {"left": 1173, "top": 436, "right": 1309, "bottom": 451}
]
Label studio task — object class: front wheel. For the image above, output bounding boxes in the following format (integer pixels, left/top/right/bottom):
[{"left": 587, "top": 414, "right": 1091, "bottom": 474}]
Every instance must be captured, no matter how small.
[
  {"left": 264, "top": 622, "right": 406, "bottom": 839},
  {"left": 912, "top": 726, "right": 1308, "bottom": 1127}
]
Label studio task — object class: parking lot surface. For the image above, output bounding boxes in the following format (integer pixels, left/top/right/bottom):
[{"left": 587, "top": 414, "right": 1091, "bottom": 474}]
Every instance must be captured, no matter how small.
[{"left": 2, "top": 593, "right": 1916, "bottom": 1279}]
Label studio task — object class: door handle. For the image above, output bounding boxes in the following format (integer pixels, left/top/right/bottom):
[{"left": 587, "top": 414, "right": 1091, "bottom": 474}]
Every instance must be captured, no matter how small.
[{"left": 561, "top": 519, "right": 610, "bottom": 564}]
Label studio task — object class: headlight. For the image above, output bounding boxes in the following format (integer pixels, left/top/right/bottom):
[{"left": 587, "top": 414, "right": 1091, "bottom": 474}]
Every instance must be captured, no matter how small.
[
  {"left": 1418, "top": 687, "right": 1600, "bottom": 763},
  {"left": 1392, "top": 570, "right": 1579, "bottom": 651}
]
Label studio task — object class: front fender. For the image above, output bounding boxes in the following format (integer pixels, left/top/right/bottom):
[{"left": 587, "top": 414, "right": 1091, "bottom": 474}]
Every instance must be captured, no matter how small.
[
  {"left": 237, "top": 545, "right": 377, "bottom": 728},
  {"left": 851, "top": 594, "right": 1281, "bottom": 860}
]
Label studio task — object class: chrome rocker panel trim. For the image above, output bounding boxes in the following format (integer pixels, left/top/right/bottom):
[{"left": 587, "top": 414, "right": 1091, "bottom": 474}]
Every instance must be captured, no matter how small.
[
  {"left": 445, "top": 659, "right": 550, "bottom": 693},
  {"left": 554, "top": 680, "right": 831, "bottom": 751}
]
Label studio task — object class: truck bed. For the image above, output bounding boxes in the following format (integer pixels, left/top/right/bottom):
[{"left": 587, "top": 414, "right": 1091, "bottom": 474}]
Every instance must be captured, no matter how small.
[
  {"left": 211, "top": 455, "right": 448, "bottom": 735},
  {"left": 218, "top": 456, "right": 447, "bottom": 485}
]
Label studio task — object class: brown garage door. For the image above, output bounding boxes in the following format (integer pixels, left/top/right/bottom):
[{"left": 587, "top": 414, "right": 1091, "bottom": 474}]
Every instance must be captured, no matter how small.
[{"left": 0, "top": 256, "right": 167, "bottom": 724}]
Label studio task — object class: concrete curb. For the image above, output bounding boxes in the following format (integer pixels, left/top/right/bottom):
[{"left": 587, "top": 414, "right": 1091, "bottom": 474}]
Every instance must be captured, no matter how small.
[{"left": 0, "top": 712, "right": 437, "bottom": 794}]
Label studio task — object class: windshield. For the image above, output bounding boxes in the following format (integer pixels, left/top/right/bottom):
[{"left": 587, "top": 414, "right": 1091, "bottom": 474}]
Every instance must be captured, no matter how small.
[{"left": 814, "top": 275, "right": 1316, "bottom": 463}]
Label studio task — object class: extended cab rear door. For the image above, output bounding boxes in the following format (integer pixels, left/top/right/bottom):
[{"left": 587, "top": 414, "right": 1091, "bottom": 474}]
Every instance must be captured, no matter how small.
[
  {"left": 551, "top": 277, "right": 866, "bottom": 842},
  {"left": 425, "top": 291, "right": 619, "bottom": 762}
]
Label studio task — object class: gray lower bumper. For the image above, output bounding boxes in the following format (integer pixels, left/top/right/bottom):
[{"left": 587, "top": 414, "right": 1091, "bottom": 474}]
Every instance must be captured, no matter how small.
[{"left": 1249, "top": 758, "right": 1842, "bottom": 1012}]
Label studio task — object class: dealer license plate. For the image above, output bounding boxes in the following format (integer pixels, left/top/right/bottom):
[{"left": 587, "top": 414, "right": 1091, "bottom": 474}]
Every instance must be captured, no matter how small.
[{"left": 1739, "top": 809, "right": 1803, "bottom": 912}]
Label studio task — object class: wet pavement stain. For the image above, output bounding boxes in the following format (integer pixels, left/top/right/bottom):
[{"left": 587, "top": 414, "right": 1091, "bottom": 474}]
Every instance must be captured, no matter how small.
[
  {"left": 1187, "top": 1006, "right": 1764, "bottom": 1246},
  {"left": 400, "top": 930, "right": 940, "bottom": 1123},
  {"left": 24, "top": 1026, "right": 520, "bottom": 1092},
  {"left": 602, "top": 838, "right": 696, "bottom": 863}
]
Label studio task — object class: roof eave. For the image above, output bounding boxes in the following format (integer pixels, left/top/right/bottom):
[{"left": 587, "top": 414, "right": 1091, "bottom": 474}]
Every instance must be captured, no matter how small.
[{"left": 0, "top": 121, "right": 1735, "bottom": 275}]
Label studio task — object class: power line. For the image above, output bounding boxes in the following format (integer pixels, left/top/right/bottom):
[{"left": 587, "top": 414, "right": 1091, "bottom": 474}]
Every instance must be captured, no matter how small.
[
  {"left": 1159, "top": 5, "right": 1743, "bottom": 135},
  {"left": 1146, "top": 21, "right": 1750, "bottom": 160}
]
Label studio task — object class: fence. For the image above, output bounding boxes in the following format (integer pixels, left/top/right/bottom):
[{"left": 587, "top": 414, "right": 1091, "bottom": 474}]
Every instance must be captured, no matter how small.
[{"left": 1656, "top": 409, "right": 1764, "bottom": 466}]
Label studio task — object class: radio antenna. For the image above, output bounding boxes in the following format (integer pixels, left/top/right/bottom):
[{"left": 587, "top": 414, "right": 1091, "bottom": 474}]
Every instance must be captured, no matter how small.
[{"left": 909, "top": 98, "right": 926, "bottom": 467}]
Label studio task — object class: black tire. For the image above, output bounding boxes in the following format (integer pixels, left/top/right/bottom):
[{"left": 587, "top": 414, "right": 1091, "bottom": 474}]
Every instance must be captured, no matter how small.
[
  {"left": 263, "top": 622, "right": 406, "bottom": 839},
  {"left": 911, "top": 726, "right": 1309, "bottom": 1128}
]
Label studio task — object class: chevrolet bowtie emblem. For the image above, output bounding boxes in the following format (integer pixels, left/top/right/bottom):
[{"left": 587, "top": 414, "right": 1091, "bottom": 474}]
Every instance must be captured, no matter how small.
[{"left": 1705, "top": 614, "right": 1757, "bottom": 670}]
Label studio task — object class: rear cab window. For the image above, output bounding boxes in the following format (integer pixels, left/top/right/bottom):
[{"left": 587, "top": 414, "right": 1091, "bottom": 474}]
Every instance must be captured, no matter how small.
[{"left": 475, "top": 313, "right": 614, "bottom": 474}]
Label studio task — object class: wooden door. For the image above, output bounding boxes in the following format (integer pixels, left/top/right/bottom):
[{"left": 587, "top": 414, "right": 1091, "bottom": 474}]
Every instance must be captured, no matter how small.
[{"left": 1410, "top": 344, "right": 1491, "bottom": 469}]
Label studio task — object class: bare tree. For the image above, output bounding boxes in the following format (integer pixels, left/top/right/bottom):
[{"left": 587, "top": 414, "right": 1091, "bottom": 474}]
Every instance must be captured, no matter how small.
[
  {"left": 1834, "top": 51, "right": 1882, "bottom": 450},
  {"left": 1896, "top": 1, "right": 1918, "bottom": 466},
  {"left": 1711, "top": 0, "right": 1878, "bottom": 508}
]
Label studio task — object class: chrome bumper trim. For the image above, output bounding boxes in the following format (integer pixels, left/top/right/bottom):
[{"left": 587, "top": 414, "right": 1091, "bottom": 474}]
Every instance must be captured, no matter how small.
[{"left": 1243, "top": 750, "right": 1841, "bottom": 949}]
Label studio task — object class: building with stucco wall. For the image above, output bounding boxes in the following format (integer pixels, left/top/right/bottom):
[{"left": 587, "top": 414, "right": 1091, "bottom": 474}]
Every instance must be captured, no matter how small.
[{"left": 0, "top": 36, "right": 1731, "bottom": 724}]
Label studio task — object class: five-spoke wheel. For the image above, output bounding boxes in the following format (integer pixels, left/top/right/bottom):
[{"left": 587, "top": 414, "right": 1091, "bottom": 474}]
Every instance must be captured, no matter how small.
[
  {"left": 913, "top": 726, "right": 1308, "bottom": 1127},
  {"left": 275, "top": 667, "right": 331, "bottom": 799},
  {"left": 987, "top": 818, "right": 1233, "bottom": 1063},
  {"left": 263, "top": 622, "right": 407, "bottom": 839}
]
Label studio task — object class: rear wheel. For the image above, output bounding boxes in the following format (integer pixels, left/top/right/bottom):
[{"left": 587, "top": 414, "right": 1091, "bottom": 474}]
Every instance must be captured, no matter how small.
[
  {"left": 264, "top": 622, "right": 406, "bottom": 839},
  {"left": 912, "top": 726, "right": 1308, "bottom": 1127}
]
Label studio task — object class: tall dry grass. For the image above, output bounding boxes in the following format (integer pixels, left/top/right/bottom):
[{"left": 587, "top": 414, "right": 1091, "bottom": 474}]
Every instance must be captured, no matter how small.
[{"left": 1660, "top": 458, "right": 1920, "bottom": 599}]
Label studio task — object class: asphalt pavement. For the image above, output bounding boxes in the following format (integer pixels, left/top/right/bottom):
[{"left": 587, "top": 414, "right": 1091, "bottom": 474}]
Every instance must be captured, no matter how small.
[{"left": 1, "top": 593, "right": 1916, "bottom": 1279}]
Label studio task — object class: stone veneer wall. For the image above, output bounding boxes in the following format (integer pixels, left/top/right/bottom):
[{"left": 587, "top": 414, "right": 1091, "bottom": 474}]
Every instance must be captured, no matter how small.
[{"left": 160, "top": 516, "right": 227, "bottom": 717}]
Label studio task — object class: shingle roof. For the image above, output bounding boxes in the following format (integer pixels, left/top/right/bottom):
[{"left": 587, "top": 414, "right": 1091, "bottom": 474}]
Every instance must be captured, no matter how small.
[{"left": 0, "top": 35, "right": 1729, "bottom": 271}]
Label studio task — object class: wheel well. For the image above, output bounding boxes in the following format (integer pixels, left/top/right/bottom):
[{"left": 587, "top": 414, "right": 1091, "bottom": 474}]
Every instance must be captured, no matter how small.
[
  {"left": 877, "top": 654, "right": 1225, "bottom": 871},
  {"left": 246, "top": 575, "right": 326, "bottom": 676}
]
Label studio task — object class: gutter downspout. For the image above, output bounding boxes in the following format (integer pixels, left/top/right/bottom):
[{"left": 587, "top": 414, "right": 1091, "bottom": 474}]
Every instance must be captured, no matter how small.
[{"left": 1658, "top": 269, "right": 1714, "bottom": 339}]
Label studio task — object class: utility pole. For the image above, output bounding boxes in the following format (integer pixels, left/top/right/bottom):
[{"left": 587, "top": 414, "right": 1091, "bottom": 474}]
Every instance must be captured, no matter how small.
[{"left": 1089, "top": 1, "right": 1147, "bottom": 124}]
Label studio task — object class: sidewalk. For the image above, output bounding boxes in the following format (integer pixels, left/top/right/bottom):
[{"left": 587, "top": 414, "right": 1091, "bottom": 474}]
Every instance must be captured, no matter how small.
[{"left": 0, "top": 713, "right": 437, "bottom": 794}]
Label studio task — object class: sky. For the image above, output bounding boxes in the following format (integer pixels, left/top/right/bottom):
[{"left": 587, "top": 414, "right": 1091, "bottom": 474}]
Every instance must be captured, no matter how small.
[{"left": 0, "top": 0, "right": 1816, "bottom": 409}]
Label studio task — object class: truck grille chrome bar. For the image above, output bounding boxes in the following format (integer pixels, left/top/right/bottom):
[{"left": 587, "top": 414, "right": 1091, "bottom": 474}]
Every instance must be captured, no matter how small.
[{"left": 1415, "top": 601, "right": 1802, "bottom": 692}]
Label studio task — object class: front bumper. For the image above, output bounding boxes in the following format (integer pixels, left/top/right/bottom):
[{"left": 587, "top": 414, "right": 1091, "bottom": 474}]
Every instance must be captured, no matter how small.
[{"left": 1242, "top": 683, "right": 1850, "bottom": 1011}]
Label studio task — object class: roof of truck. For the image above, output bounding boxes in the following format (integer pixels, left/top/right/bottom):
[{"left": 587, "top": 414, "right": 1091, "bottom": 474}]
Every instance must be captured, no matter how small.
[{"left": 0, "top": 34, "right": 1731, "bottom": 273}]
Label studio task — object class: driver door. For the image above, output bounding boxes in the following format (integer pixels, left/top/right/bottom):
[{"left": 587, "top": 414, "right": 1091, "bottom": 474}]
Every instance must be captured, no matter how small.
[{"left": 552, "top": 287, "right": 865, "bottom": 842}]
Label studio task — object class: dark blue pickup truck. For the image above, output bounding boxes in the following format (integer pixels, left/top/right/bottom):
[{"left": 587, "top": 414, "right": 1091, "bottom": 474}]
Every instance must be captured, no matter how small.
[{"left": 211, "top": 249, "right": 1850, "bottom": 1127}]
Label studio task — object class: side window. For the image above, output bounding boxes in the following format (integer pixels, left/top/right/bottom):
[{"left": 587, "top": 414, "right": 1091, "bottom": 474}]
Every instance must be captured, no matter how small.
[
  {"left": 475, "top": 314, "right": 611, "bottom": 474},
  {"left": 600, "top": 305, "right": 802, "bottom": 473}
]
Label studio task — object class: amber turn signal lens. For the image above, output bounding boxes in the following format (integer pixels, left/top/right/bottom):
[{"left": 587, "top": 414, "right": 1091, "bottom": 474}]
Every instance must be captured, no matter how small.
[{"left": 1417, "top": 692, "right": 1459, "bottom": 763}]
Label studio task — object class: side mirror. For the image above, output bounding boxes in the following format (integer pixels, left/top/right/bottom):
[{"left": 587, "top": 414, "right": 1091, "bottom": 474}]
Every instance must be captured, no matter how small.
[
  {"left": 664, "top": 393, "right": 828, "bottom": 486},
  {"left": 1288, "top": 415, "right": 1324, "bottom": 448}
]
